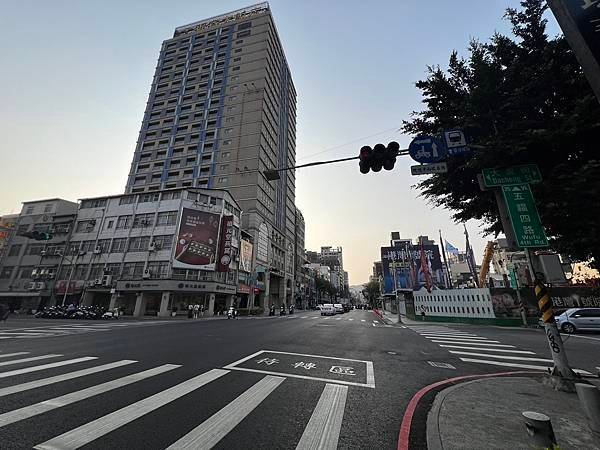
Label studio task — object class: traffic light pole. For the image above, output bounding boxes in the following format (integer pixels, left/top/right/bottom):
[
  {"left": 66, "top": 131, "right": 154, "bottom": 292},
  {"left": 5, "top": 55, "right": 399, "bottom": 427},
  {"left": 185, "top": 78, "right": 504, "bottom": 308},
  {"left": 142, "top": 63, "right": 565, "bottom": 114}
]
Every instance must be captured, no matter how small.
[{"left": 263, "top": 149, "right": 410, "bottom": 180}]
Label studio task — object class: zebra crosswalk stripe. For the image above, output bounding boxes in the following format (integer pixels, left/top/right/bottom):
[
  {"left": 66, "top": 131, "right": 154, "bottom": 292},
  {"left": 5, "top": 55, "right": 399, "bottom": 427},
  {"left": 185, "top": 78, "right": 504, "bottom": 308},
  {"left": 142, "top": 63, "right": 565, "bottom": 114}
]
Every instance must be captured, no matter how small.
[
  {"left": 438, "top": 345, "right": 535, "bottom": 354},
  {"left": 296, "top": 383, "right": 348, "bottom": 450},
  {"left": 448, "top": 351, "right": 553, "bottom": 363},
  {"left": 0, "top": 364, "right": 179, "bottom": 427},
  {"left": 423, "top": 336, "right": 500, "bottom": 342},
  {"left": 0, "top": 352, "right": 30, "bottom": 359},
  {"left": 0, "top": 354, "right": 62, "bottom": 367},
  {"left": 0, "top": 360, "right": 138, "bottom": 398},
  {"left": 0, "top": 357, "right": 98, "bottom": 379},
  {"left": 430, "top": 340, "right": 512, "bottom": 347},
  {"left": 166, "top": 375, "right": 285, "bottom": 449},
  {"left": 35, "top": 369, "right": 230, "bottom": 450}
]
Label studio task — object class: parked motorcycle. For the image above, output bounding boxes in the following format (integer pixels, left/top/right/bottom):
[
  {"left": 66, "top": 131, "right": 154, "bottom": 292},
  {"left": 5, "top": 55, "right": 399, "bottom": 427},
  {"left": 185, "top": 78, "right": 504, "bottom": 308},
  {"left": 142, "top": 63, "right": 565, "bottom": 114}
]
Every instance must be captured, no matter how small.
[
  {"left": 227, "top": 307, "right": 237, "bottom": 319},
  {"left": 269, "top": 306, "right": 275, "bottom": 316},
  {"left": 279, "top": 305, "right": 286, "bottom": 316}
]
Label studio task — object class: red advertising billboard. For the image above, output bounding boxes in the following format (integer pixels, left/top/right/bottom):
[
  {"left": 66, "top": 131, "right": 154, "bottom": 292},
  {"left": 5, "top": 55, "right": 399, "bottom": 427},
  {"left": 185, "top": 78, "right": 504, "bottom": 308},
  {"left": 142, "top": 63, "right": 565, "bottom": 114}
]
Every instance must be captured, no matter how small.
[
  {"left": 173, "top": 208, "right": 221, "bottom": 270},
  {"left": 217, "top": 215, "right": 234, "bottom": 272}
]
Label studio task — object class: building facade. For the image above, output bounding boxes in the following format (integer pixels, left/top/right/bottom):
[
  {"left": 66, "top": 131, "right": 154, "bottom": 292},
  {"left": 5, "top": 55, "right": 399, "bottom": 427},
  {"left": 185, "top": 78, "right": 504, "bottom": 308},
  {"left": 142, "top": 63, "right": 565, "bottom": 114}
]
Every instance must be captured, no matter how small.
[
  {"left": 69, "top": 188, "right": 242, "bottom": 317},
  {"left": 124, "top": 3, "right": 297, "bottom": 310},
  {"left": 0, "top": 199, "right": 78, "bottom": 311}
]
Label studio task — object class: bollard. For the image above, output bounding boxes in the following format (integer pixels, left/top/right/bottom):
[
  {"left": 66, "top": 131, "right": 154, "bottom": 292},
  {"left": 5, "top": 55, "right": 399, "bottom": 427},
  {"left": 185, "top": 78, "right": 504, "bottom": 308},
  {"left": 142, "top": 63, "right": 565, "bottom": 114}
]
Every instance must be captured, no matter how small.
[
  {"left": 575, "top": 383, "right": 600, "bottom": 441},
  {"left": 522, "top": 411, "right": 557, "bottom": 448}
]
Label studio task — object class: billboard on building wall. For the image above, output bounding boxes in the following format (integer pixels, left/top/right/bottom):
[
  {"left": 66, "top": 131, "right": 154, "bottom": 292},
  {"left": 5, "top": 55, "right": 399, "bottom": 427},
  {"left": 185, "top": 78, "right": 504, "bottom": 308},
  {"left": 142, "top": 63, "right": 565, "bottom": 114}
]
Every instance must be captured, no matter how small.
[
  {"left": 381, "top": 245, "right": 443, "bottom": 293},
  {"left": 173, "top": 208, "right": 221, "bottom": 270},
  {"left": 239, "top": 240, "right": 253, "bottom": 272}
]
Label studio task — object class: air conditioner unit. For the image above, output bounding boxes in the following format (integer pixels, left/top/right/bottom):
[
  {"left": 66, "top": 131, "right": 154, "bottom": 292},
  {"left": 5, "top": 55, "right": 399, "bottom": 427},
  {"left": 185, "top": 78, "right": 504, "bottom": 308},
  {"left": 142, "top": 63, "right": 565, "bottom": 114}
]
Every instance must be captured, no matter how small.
[
  {"left": 93, "top": 246, "right": 102, "bottom": 254},
  {"left": 26, "top": 282, "right": 37, "bottom": 291},
  {"left": 40, "top": 250, "right": 47, "bottom": 256},
  {"left": 102, "top": 275, "right": 112, "bottom": 286},
  {"left": 46, "top": 272, "right": 55, "bottom": 279},
  {"left": 31, "top": 269, "right": 40, "bottom": 279},
  {"left": 36, "top": 282, "right": 46, "bottom": 290},
  {"left": 86, "top": 280, "right": 96, "bottom": 287},
  {"left": 142, "top": 269, "right": 151, "bottom": 279},
  {"left": 94, "top": 278, "right": 102, "bottom": 286},
  {"left": 148, "top": 241, "right": 157, "bottom": 252}
]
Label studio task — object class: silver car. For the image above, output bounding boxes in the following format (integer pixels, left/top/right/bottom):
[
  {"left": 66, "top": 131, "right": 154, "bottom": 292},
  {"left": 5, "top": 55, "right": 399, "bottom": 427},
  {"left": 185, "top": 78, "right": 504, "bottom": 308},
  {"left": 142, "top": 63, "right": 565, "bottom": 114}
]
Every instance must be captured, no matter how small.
[{"left": 555, "top": 308, "right": 600, "bottom": 333}]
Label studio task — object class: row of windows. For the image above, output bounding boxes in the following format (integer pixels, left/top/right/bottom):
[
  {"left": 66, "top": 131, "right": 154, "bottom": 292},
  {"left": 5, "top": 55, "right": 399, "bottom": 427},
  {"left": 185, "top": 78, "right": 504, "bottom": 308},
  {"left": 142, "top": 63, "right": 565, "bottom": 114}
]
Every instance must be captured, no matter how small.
[{"left": 418, "top": 294, "right": 490, "bottom": 302}]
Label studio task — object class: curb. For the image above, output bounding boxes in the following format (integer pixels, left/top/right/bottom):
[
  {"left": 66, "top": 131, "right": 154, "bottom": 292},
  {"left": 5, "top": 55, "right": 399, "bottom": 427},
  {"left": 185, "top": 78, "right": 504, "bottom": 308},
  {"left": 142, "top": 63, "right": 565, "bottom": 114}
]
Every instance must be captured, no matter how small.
[{"left": 397, "top": 371, "right": 541, "bottom": 450}]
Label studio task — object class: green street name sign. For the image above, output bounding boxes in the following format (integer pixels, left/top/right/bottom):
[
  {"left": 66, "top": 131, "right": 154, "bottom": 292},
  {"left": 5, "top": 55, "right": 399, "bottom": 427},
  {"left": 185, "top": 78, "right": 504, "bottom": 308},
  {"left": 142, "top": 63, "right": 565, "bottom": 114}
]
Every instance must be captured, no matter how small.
[
  {"left": 502, "top": 184, "right": 549, "bottom": 248},
  {"left": 482, "top": 164, "right": 542, "bottom": 187}
]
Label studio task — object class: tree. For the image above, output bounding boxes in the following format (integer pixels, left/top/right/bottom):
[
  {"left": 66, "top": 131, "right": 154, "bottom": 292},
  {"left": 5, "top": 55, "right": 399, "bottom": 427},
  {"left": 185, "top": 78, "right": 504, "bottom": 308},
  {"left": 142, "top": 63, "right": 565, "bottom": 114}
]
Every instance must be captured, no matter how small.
[
  {"left": 402, "top": 0, "right": 600, "bottom": 267},
  {"left": 362, "top": 280, "right": 381, "bottom": 307}
]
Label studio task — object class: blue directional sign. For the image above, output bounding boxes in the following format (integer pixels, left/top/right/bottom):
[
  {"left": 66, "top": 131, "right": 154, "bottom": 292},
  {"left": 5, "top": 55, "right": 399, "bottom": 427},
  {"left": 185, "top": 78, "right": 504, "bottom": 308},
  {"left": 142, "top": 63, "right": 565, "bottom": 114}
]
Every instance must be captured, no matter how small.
[{"left": 408, "top": 135, "right": 447, "bottom": 163}]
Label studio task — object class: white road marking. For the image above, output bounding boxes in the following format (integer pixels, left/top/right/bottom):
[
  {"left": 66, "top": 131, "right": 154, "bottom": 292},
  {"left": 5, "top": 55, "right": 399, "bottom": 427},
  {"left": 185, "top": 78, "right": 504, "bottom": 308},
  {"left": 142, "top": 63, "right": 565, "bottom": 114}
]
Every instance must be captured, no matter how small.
[
  {"left": 348, "top": 319, "right": 354, "bottom": 321},
  {"left": 373, "top": 320, "right": 379, "bottom": 324},
  {"left": 425, "top": 337, "right": 501, "bottom": 343},
  {"left": 361, "top": 320, "right": 366, "bottom": 322},
  {"left": 430, "top": 340, "right": 515, "bottom": 347},
  {"left": 0, "top": 360, "right": 138, "bottom": 397},
  {"left": 0, "top": 352, "right": 30, "bottom": 359},
  {"left": 35, "top": 369, "right": 229, "bottom": 450},
  {"left": 438, "top": 345, "right": 535, "bottom": 354},
  {"left": 0, "top": 364, "right": 179, "bottom": 427},
  {"left": 0, "top": 354, "right": 62, "bottom": 367},
  {"left": 459, "top": 358, "right": 591, "bottom": 375},
  {"left": 372, "top": 323, "right": 376, "bottom": 327},
  {"left": 0, "top": 357, "right": 98, "bottom": 379},
  {"left": 419, "top": 333, "right": 477, "bottom": 337},
  {"left": 449, "top": 351, "right": 553, "bottom": 362},
  {"left": 166, "top": 375, "right": 284, "bottom": 449},
  {"left": 335, "top": 318, "right": 342, "bottom": 321},
  {"left": 301, "top": 316, "right": 308, "bottom": 319},
  {"left": 296, "top": 383, "right": 348, "bottom": 450}
]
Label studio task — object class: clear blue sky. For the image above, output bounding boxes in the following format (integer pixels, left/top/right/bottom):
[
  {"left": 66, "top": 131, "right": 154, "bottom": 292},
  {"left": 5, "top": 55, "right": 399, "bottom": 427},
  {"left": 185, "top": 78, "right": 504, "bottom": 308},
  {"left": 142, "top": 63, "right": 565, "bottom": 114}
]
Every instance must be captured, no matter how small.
[{"left": 0, "top": 1, "right": 561, "bottom": 284}]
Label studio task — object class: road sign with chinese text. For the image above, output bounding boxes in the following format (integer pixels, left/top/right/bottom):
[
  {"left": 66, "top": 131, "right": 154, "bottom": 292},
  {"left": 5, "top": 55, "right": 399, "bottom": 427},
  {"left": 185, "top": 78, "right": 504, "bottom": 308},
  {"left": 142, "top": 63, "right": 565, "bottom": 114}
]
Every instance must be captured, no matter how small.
[
  {"left": 502, "top": 184, "right": 549, "bottom": 248},
  {"left": 410, "top": 162, "right": 448, "bottom": 176},
  {"left": 482, "top": 165, "right": 542, "bottom": 187}
]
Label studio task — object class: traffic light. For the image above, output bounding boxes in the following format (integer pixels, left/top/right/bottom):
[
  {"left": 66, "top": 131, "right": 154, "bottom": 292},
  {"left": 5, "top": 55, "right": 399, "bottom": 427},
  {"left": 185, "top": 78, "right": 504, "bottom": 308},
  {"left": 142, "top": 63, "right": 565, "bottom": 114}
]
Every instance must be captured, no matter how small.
[
  {"left": 359, "top": 146, "right": 372, "bottom": 174},
  {"left": 371, "top": 144, "right": 385, "bottom": 172},
  {"left": 384, "top": 141, "right": 400, "bottom": 170},
  {"left": 19, "top": 231, "right": 53, "bottom": 240}
]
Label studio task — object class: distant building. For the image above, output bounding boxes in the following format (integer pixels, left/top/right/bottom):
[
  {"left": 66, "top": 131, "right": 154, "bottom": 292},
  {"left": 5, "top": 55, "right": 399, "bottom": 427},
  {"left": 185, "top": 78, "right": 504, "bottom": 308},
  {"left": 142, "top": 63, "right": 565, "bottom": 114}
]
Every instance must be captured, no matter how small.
[
  {"left": 305, "top": 250, "right": 319, "bottom": 264},
  {"left": 320, "top": 246, "right": 343, "bottom": 270},
  {"left": 0, "top": 199, "right": 78, "bottom": 312},
  {"left": 0, "top": 214, "right": 18, "bottom": 262}
]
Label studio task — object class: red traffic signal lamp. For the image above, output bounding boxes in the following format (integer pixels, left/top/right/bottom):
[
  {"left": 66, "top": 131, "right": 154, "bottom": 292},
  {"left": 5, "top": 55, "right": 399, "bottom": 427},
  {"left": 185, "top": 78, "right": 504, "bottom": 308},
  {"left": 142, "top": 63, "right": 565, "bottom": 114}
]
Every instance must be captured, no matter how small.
[
  {"left": 359, "top": 146, "right": 372, "bottom": 174},
  {"left": 359, "top": 141, "right": 400, "bottom": 174}
]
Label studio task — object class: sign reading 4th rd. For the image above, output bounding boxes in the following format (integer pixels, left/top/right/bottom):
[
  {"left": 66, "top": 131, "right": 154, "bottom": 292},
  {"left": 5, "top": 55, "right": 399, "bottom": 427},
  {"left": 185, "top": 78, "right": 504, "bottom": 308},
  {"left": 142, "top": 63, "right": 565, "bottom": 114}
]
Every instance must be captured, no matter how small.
[{"left": 502, "top": 184, "right": 549, "bottom": 248}]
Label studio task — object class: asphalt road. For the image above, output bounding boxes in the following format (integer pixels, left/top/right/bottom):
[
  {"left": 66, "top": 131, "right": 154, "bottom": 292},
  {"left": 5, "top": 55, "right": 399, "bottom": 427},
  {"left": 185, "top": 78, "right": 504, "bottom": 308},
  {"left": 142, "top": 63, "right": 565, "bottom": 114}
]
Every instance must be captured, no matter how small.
[{"left": 0, "top": 310, "right": 598, "bottom": 449}]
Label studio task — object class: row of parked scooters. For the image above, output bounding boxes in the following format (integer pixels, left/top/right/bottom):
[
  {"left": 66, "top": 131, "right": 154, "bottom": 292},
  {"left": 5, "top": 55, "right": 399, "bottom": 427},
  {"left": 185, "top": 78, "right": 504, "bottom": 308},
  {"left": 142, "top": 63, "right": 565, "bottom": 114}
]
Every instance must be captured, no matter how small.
[
  {"left": 268, "top": 305, "right": 295, "bottom": 316},
  {"left": 34, "top": 305, "right": 118, "bottom": 320}
]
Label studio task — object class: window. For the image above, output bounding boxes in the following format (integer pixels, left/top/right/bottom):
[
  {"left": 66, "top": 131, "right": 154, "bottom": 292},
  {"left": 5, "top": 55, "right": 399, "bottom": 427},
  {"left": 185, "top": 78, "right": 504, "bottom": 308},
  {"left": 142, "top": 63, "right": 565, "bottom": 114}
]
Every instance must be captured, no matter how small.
[
  {"left": 18, "top": 266, "right": 34, "bottom": 279},
  {"left": 17, "top": 224, "right": 29, "bottom": 234},
  {"left": 97, "top": 239, "right": 111, "bottom": 253},
  {"left": 89, "top": 264, "right": 105, "bottom": 280},
  {"left": 27, "top": 244, "right": 44, "bottom": 256},
  {"left": 147, "top": 261, "right": 170, "bottom": 278},
  {"left": 43, "top": 204, "right": 54, "bottom": 213},
  {"left": 116, "top": 215, "right": 133, "bottom": 229},
  {"left": 111, "top": 238, "right": 127, "bottom": 253},
  {"left": 236, "top": 30, "right": 251, "bottom": 38},
  {"left": 161, "top": 191, "right": 181, "bottom": 201},
  {"left": 128, "top": 236, "right": 151, "bottom": 252},
  {"left": 152, "top": 235, "right": 174, "bottom": 250},
  {"left": 138, "top": 192, "right": 160, "bottom": 203},
  {"left": 218, "top": 177, "right": 228, "bottom": 183},
  {"left": 104, "top": 263, "right": 122, "bottom": 277},
  {"left": 132, "top": 213, "right": 155, "bottom": 228},
  {"left": 104, "top": 218, "right": 115, "bottom": 230},
  {"left": 121, "top": 262, "right": 145, "bottom": 279},
  {"left": 75, "top": 220, "right": 96, "bottom": 233},
  {"left": 80, "top": 240, "right": 96, "bottom": 253},
  {"left": 24, "top": 205, "right": 35, "bottom": 215},
  {"left": 157, "top": 211, "right": 178, "bottom": 226},
  {"left": 1, "top": 267, "right": 14, "bottom": 279},
  {"left": 8, "top": 244, "right": 22, "bottom": 257},
  {"left": 238, "top": 22, "right": 251, "bottom": 30}
]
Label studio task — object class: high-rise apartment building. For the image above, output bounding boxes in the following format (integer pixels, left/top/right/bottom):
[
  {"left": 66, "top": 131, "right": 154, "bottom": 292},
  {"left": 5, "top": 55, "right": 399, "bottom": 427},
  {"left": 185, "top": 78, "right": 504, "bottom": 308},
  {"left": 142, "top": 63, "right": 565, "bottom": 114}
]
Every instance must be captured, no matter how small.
[{"left": 124, "top": 3, "right": 297, "bottom": 308}]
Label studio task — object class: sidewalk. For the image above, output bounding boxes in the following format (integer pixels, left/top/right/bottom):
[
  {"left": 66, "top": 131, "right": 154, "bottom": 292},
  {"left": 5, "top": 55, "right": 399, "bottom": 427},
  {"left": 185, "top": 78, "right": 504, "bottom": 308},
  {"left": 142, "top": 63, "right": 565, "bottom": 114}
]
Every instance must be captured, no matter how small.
[{"left": 427, "top": 375, "right": 600, "bottom": 450}]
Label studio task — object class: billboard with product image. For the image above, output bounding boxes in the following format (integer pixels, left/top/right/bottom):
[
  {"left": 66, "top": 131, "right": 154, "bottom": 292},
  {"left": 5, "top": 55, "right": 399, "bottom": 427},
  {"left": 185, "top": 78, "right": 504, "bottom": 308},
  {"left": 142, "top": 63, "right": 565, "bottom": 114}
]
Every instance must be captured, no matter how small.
[
  {"left": 381, "top": 245, "right": 444, "bottom": 294},
  {"left": 173, "top": 208, "right": 221, "bottom": 270}
]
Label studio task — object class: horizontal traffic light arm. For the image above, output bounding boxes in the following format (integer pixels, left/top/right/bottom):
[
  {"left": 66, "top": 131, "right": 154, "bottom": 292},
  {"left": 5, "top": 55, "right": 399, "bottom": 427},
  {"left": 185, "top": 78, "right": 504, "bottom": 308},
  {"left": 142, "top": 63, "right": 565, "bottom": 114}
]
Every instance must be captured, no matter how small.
[{"left": 264, "top": 148, "right": 409, "bottom": 181}]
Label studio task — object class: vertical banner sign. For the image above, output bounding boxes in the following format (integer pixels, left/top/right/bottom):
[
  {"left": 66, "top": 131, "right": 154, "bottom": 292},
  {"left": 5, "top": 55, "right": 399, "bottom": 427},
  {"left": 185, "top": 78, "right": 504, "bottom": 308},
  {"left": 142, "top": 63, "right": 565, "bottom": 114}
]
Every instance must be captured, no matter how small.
[
  {"left": 239, "top": 240, "right": 253, "bottom": 272},
  {"left": 502, "top": 184, "right": 549, "bottom": 248},
  {"left": 173, "top": 208, "right": 221, "bottom": 270},
  {"left": 217, "top": 215, "right": 234, "bottom": 272}
]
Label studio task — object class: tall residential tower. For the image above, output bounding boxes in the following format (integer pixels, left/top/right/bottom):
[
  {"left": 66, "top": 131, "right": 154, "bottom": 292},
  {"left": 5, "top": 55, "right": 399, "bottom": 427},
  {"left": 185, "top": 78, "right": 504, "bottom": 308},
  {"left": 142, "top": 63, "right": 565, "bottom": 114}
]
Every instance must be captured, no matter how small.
[{"left": 125, "top": 3, "right": 297, "bottom": 308}]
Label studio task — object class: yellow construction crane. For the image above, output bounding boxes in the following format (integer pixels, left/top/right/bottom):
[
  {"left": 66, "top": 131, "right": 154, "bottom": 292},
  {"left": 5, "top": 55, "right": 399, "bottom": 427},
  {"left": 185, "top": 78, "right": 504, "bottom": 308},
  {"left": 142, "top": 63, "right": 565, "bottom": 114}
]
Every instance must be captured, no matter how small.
[{"left": 478, "top": 241, "right": 496, "bottom": 287}]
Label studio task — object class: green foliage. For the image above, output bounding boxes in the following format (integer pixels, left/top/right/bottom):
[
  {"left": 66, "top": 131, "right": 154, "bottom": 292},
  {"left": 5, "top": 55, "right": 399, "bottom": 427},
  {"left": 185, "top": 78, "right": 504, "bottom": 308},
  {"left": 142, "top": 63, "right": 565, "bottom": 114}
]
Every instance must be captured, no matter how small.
[{"left": 402, "top": 0, "right": 600, "bottom": 267}]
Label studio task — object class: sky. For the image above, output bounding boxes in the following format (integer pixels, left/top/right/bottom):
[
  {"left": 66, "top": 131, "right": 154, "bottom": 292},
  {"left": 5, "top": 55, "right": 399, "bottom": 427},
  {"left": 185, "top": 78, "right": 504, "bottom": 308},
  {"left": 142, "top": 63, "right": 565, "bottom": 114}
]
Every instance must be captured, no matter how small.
[{"left": 0, "top": 1, "right": 561, "bottom": 285}]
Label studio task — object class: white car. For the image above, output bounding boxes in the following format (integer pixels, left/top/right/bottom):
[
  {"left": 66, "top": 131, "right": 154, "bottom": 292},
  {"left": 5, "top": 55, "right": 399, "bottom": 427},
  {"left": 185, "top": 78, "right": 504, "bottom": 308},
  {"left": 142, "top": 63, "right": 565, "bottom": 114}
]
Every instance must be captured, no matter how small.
[
  {"left": 333, "top": 304, "right": 344, "bottom": 314},
  {"left": 320, "top": 304, "right": 336, "bottom": 316},
  {"left": 555, "top": 308, "right": 600, "bottom": 333}
]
